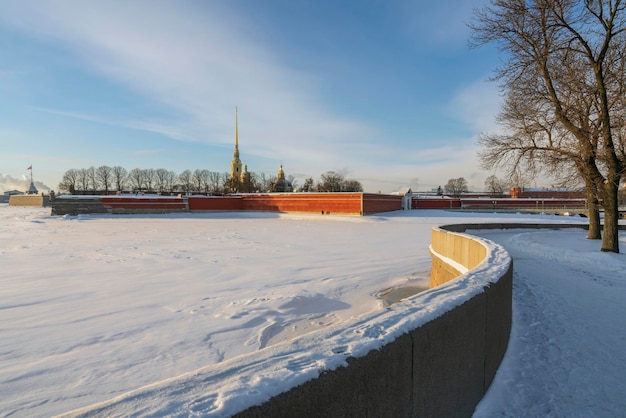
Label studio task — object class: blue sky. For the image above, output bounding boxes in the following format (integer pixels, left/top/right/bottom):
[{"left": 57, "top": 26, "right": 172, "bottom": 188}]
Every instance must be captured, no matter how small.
[{"left": 0, "top": 0, "right": 505, "bottom": 193}]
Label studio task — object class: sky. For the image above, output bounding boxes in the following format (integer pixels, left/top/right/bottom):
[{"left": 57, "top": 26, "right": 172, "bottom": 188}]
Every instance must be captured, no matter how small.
[
  {"left": 2, "top": 205, "right": 624, "bottom": 416},
  {"left": 0, "top": 0, "right": 505, "bottom": 194}
]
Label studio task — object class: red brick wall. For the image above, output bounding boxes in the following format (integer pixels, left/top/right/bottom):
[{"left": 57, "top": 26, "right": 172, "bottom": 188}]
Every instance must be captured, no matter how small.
[
  {"left": 510, "top": 187, "right": 585, "bottom": 199},
  {"left": 462, "top": 198, "right": 586, "bottom": 209},
  {"left": 188, "top": 196, "right": 244, "bottom": 211},
  {"left": 362, "top": 193, "right": 402, "bottom": 214},
  {"left": 413, "top": 198, "right": 462, "bottom": 209},
  {"left": 242, "top": 193, "right": 363, "bottom": 215},
  {"left": 101, "top": 197, "right": 187, "bottom": 211},
  {"left": 413, "top": 196, "right": 586, "bottom": 210},
  {"left": 97, "top": 193, "right": 402, "bottom": 215}
]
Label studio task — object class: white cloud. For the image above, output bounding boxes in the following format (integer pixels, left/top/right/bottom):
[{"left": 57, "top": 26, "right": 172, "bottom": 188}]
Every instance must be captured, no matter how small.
[
  {"left": 1, "top": 1, "right": 377, "bottom": 161},
  {"left": 0, "top": 173, "right": 51, "bottom": 193},
  {"left": 0, "top": 2, "right": 505, "bottom": 193},
  {"left": 399, "top": 0, "right": 491, "bottom": 49},
  {"left": 448, "top": 79, "right": 503, "bottom": 134}
]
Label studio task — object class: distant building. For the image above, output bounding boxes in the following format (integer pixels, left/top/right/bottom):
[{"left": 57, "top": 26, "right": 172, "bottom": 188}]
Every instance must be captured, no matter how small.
[
  {"left": 28, "top": 182, "right": 39, "bottom": 195},
  {"left": 271, "top": 164, "right": 293, "bottom": 192},
  {"left": 0, "top": 190, "right": 24, "bottom": 203},
  {"left": 228, "top": 107, "right": 291, "bottom": 193},
  {"left": 229, "top": 107, "right": 243, "bottom": 187}
]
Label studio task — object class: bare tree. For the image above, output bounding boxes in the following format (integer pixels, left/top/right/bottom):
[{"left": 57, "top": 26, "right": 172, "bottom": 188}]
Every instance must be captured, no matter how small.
[
  {"left": 254, "top": 172, "right": 273, "bottom": 193},
  {"left": 318, "top": 171, "right": 345, "bottom": 192},
  {"left": 343, "top": 179, "right": 364, "bottom": 192},
  {"left": 128, "top": 168, "right": 145, "bottom": 192},
  {"left": 112, "top": 166, "right": 128, "bottom": 192},
  {"left": 164, "top": 170, "right": 178, "bottom": 193},
  {"left": 86, "top": 166, "right": 97, "bottom": 192},
  {"left": 96, "top": 165, "right": 113, "bottom": 194},
  {"left": 178, "top": 170, "right": 193, "bottom": 194},
  {"left": 77, "top": 168, "right": 90, "bottom": 193},
  {"left": 155, "top": 168, "right": 170, "bottom": 193},
  {"left": 301, "top": 177, "right": 315, "bottom": 192},
  {"left": 192, "top": 169, "right": 211, "bottom": 194},
  {"left": 58, "top": 169, "right": 79, "bottom": 194},
  {"left": 484, "top": 175, "right": 509, "bottom": 197},
  {"left": 477, "top": 64, "right": 604, "bottom": 238},
  {"left": 286, "top": 175, "right": 299, "bottom": 191},
  {"left": 207, "top": 171, "right": 222, "bottom": 194},
  {"left": 143, "top": 169, "right": 156, "bottom": 193},
  {"left": 444, "top": 177, "right": 468, "bottom": 197},
  {"left": 471, "top": 0, "right": 626, "bottom": 252}
]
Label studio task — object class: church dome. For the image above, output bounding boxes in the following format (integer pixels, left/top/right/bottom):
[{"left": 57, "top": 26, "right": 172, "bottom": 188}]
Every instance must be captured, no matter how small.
[
  {"left": 271, "top": 164, "right": 293, "bottom": 192},
  {"left": 272, "top": 178, "right": 293, "bottom": 192}
]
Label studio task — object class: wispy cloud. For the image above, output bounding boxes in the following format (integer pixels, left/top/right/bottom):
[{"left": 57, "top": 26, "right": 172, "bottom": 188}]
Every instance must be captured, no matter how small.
[
  {"left": 1, "top": 1, "right": 378, "bottom": 163},
  {"left": 32, "top": 107, "right": 192, "bottom": 142},
  {"left": 0, "top": 1, "right": 504, "bottom": 192},
  {"left": 0, "top": 173, "right": 52, "bottom": 192},
  {"left": 448, "top": 79, "right": 502, "bottom": 134},
  {"left": 399, "top": 0, "right": 490, "bottom": 49}
]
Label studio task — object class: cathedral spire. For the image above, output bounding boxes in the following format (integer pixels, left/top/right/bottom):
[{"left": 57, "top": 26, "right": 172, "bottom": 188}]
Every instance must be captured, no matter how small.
[
  {"left": 230, "top": 106, "right": 243, "bottom": 183},
  {"left": 235, "top": 106, "right": 239, "bottom": 152}
]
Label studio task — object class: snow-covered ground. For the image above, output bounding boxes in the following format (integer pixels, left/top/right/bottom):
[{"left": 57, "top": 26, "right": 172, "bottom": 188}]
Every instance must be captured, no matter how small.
[
  {"left": 472, "top": 227, "right": 626, "bottom": 417},
  {"left": 1, "top": 205, "right": 624, "bottom": 417}
]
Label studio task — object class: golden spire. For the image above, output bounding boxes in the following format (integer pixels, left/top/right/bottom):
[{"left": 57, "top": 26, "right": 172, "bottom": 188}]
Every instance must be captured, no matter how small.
[
  {"left": 230, "top": 106, "right": 242, "bottom": 181},
  {"left": 277, "top": 162, "right": 285, "bottom": 180},
  {"left": 233, "top": 106, "right": 239, "bottom": 159}
]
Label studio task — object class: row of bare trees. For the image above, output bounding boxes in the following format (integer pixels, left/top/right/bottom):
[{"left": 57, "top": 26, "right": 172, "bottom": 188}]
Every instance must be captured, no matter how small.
[
  {"left": 299, "top": 171, "right": 364, "bottom": 192},
  {"left": 58, "top": 166, "right": 363, "bottom": 195},
  {"left": 472, "top": 0, "right": 626, "bottom": 253},
  {"left": 58, "top": 166, "right": 292, "bottom": 195}
]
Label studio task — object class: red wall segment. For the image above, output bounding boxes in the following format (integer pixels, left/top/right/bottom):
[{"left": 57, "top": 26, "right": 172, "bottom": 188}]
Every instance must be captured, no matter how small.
[
  {"left": 412, "top": 198, "right": 462, "bottom": 209},
  {"left": 242, "top": 193, "right": 363, "bottom": 215},
  {"left": 362, "top": 193, "right": 402, "bottom": 214},
  {"left": 188, "top": 196, "right": 244, "bottom": 211},
  {"left": 101, "top": 197, "right": 187, "bottom": 211}
]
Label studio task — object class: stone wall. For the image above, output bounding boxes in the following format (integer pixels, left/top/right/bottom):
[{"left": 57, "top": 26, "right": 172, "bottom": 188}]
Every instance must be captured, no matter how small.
[
  {"left": 53, "top": 193, "right": 402, "bottom": 216},
  {"left": 233, "top": 224, "right": 513, "bottom": 418},
  {"left": 429, "top": 226, "right": 487, "bottom": 288},
  {"left": 50, "top": 197, "right": 108, "bottom": 215},
  {"left": 8, "top": 195, "right": 45, "bottom": 207},
  {"left": 361, "top": 193, "right": 403, "bottom": 214},
  {"left": 188, "top": 196, "right": 244, "bottom": 211},
  {"left": 242, "top": 193, "right": 363, "bottom": 215}
]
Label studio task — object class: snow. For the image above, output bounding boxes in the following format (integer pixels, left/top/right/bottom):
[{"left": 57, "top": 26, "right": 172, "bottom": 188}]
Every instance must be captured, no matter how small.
[
  {"left": 1, "top": 204, "right": 624, "bottom": 417},
  {"left": 472, "top": 228, "right": 626, "bottom": 417}
]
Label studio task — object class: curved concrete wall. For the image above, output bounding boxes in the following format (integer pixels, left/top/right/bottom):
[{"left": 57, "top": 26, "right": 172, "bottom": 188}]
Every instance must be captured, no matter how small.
[
  {"left": 429, "top": 226, "right": 488, "bottom": 287},
  {"left": 234, "top": 225, "right": 513, "bottom": 418}
]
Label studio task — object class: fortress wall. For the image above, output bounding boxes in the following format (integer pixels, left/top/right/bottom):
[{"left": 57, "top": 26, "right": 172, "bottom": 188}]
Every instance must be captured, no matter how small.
[
  {"left": 188, "top": 196, "right": 244, "bottom": 211},
  {"left": 361, "top": 193, "right": 403, "bottom": 214},
  {"left": 101, "top": 197, "right": 187, "bottom": 213},
  {"left": 412, "top": 196, "right": 588, "bottom": 210},
  {"left": 8, "top": 195, "right": 44, "bottom": 207},
  {"left": 234, "top": 224, "right": 513, "bottom": 418},
  {"left": 51, "top": 193, "right": 405, "bottom": 216},
  {"left": 51, "top": 196, "right": 187, "bottom": 215},
  {"left": 412, "top": 197, "right": 462, "bottom": 209},
  {"left": 50, "top": 197, "right": 108, "bottom": 215},
  {"left": 241, "top": 193, "right": 363, "bottom": 215}
]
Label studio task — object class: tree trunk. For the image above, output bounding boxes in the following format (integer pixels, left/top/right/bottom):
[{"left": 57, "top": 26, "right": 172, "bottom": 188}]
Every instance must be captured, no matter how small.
[
  {"left": 601, "top": 177, "right": 620, "bottom": 253},
  {"left": 586, "top": 192, "right": 601, "bottom": 240}
]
